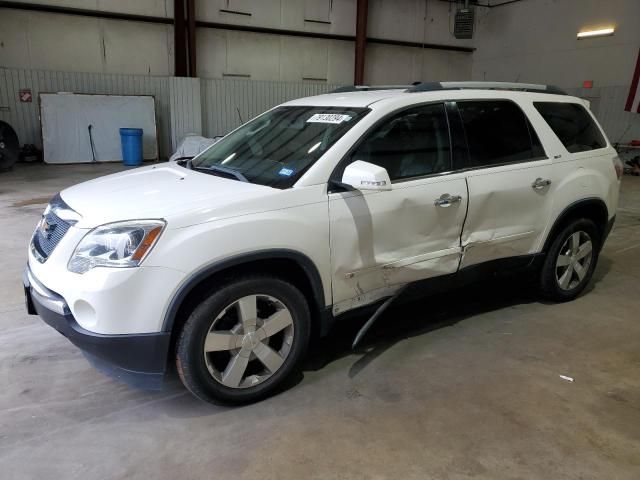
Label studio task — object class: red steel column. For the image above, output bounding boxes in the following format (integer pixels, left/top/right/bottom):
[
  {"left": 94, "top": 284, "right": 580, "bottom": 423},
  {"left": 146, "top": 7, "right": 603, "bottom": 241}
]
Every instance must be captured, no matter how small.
[
  {"left": 174, "top": 0, "right": 187, "bottom": 76},
  {"left": 354, "top": 0, "right": 368, "bottom": 85},
  {"left": 186, "top": 0, "right": 197, "bottom": 77}
]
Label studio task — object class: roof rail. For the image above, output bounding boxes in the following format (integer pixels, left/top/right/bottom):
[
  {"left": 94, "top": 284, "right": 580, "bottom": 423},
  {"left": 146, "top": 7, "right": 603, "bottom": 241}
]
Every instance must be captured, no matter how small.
[
  {"left": 330, "top": 85, "right": 411, "bottom": 93},
  {"left": 406, "top": 81, "right": 568, "bottom": 95}
]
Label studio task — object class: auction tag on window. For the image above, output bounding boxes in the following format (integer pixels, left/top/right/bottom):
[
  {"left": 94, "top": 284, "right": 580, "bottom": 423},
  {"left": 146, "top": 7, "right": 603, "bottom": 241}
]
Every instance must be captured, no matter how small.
[
  {"left": 278, "top": 167, "right": 295, "bottom": 177},
  {"left": 306, "top": 113, "right": 352, "bottom": 124}
]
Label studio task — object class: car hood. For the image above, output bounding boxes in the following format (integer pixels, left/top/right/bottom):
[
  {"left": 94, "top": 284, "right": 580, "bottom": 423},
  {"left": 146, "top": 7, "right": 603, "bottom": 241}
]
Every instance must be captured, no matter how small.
[{"left": 60, "top": 163, "right": 277, "bottom": 229}]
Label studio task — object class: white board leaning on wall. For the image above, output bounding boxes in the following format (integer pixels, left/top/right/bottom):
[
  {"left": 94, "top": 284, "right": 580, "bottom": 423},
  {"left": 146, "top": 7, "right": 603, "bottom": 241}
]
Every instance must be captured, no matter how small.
[{"left": 40, "top": 93, "right": 158, "bottom": 164}]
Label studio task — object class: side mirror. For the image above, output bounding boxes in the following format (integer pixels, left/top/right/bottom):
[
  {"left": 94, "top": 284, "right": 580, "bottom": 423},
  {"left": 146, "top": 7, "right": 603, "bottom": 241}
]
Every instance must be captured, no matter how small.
[{"left": 341, "top": 160, "right": 392, "bottom": 191}]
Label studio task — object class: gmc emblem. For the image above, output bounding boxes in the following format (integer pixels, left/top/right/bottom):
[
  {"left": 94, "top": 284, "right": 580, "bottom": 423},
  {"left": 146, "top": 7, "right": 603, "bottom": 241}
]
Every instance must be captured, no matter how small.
[{"left": 40, "top": 219, "right": 56, "bottom": 239}]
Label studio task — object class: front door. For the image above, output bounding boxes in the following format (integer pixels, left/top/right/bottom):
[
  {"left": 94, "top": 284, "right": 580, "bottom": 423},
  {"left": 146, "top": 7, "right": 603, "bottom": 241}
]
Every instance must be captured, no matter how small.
[{"left": 328, "top": 103, "right": 468, "bottom": 315}]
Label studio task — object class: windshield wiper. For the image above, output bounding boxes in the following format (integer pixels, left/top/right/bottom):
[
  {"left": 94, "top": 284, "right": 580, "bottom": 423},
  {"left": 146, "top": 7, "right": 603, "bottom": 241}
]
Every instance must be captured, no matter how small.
[{"left": 191, "top": 163, "right": 249, "bottom": 183}]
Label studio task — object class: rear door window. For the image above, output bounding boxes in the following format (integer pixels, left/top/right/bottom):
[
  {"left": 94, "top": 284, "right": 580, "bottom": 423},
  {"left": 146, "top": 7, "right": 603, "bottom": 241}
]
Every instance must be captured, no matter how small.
[
  {"left": 533, "top": 102, "right": 606, "bottom": 153},
  {"left": 456, "top": 100, "right": 545, "bottom": 169}
]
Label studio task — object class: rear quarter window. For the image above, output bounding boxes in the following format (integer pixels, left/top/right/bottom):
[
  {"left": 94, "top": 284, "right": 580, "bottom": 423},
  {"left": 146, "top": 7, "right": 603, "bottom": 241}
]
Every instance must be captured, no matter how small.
[{"left": 533, "top": 102, "right": 606, "bottom": 153}]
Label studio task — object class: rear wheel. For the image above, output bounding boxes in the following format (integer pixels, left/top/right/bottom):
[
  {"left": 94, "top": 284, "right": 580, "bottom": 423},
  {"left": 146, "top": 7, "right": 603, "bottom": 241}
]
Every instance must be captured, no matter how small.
[
  {"left": 539, "top": 218, "right": 600, "bottom": 301},
  {"left": 176, "top": 275, "right": 311, "bottom": 404}
]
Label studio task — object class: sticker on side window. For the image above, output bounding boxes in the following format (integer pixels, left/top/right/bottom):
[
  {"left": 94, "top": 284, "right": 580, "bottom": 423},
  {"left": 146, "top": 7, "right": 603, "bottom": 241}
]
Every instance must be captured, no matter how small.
[{"left": 306, "top": 113, "right": 352, "bottom": 124}]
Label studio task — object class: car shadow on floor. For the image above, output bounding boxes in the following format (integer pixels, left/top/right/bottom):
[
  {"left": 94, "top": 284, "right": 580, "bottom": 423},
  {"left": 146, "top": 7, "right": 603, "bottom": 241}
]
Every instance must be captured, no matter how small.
[
  {"left": 299, "top": 272, "right": 541, "bottom": 382},
  {"left": 301, "top": 256, "right": 610, "bottom": 382}
]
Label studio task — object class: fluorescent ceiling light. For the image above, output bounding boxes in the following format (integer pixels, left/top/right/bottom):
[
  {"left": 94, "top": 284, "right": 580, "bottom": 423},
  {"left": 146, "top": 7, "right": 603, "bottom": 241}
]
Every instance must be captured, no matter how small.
[{"left": 577, "top": 27, "right": 615, "bottom": 39}]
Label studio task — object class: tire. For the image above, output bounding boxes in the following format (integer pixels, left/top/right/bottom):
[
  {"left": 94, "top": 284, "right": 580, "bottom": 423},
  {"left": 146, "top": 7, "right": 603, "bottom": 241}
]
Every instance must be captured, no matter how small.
[
  {"left": 539, "top": 218, "right": 600, "bottom": 302},
  {"left": 176, "top": 275, "right": 311, "bottom": 405}
]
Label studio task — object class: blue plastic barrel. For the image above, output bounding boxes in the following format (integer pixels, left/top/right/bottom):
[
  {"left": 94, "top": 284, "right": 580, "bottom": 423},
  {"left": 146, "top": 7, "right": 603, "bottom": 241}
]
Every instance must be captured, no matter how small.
[{"left": 119, "top": 128, "right": 143, "bottom": 166}]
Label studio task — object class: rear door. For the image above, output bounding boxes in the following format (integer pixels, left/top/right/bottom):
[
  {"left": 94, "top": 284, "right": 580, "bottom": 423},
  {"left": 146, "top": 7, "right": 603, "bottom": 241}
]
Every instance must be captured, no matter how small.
[
  {"left": 452, "top": 99, "right": 557, "bottom": 268},
  {"left": 328, "top": 102, "right": 468, "bottom": 314}
]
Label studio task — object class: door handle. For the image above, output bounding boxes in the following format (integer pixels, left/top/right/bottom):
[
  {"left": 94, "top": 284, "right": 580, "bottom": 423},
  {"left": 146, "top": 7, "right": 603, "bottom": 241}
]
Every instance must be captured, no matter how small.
[
  {"left": 531, "top": 178, "right": 552, "bottom": 190},
  {"left": 434, "top": 193, "right": 462, "bottom": 207}
]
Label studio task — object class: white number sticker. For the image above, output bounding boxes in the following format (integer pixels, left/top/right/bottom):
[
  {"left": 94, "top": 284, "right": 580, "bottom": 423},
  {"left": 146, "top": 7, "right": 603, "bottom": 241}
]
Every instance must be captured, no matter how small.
[{"left": 306, "top": 113, "right": 352, "bottom": 124}]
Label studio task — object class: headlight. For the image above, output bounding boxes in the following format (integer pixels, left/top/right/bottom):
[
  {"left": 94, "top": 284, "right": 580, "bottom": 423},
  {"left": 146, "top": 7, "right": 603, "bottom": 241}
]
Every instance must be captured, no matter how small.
[{"left": 68, "top": 220, "right": 166, "bottom": 274}]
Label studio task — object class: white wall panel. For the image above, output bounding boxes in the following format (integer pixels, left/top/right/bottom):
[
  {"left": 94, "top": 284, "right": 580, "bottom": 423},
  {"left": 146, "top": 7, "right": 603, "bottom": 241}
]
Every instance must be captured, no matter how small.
[
  {"left": 0, "top": 10, "right": 31, "bottom": 68},
  {"left": 327, "top": 40, "right": 355, "bottom": 86},
  {"left": 195, "top": 28, "right": 228, "bottom": 80},
  {"left": 325, "top": 0, "right": 356, "bottom": 36},
  {"left": 304, "top": 0, "right": 331, "bottom": 23},
  {"left": 196, "top": 29, "right": 354, "bottom": 84},
  {"left": 280, "top": 37, "right": 329, "bottom": 81},
  {"left": 368, "top": 0, "right": 425, "bottom": 43},
  {"left": 197, "top": 0, "right": 355, "bottom": 35},
  {"left": 96, "top": 0, "right": 172, "bottom": 17},
  {"left": 102, "top": 21, "right": 173, "bottom": 76},
  {"left": 0, "top": 68, "right": 172, "bottom": 158},
  {"left": 368, "top": 0, "right": 472, "bottom": 49},
  {"left": 365, "top": 44, "right": 472, "bottom": 84},
  {"left": 472, "top": 0, "right": 640, "bottom": 88},
  {"left": 365, "top": 44, "right": 417, "bottom": 84},
  {"left": 23, "top": 12, "right": 104, "bottom": 73},
  {"left": 226, "top": 31, "right": 281, "bottom": 80},
  {"left": 7, "top": 0, "right": 172, "bottom": 17},
  {"left": 196, "top": 0, "right": 280, "bottom": 27},
  {"left": 0, "top": 9, "right": 173, "bottom": 76}
]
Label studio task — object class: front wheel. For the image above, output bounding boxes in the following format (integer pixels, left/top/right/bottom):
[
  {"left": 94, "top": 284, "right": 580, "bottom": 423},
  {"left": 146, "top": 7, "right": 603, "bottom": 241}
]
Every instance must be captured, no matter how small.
[
  {"left": 539, "top": 218, "right": 600, "bottom": 302},
  {"left": 176, "top": 275, "right": 311, "bottom": 404}
]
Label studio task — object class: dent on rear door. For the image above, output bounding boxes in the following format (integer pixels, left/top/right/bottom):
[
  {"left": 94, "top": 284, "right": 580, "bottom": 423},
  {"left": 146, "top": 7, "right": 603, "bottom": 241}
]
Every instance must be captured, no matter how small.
[{"left": 460, "top": 164, "right": 553, "bottom": 268}]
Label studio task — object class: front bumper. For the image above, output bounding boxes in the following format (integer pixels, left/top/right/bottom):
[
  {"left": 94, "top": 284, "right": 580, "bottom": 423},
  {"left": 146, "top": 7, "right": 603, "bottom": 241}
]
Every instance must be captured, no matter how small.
[{"left": 23, "top": 266, "right": 171, "bottom": 388}]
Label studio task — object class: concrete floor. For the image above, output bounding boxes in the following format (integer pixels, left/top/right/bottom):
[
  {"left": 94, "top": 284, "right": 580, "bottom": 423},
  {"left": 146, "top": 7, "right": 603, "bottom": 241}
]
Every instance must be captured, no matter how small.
[{"left": 1, "top": 162, "right": 639, "bottom": 479}]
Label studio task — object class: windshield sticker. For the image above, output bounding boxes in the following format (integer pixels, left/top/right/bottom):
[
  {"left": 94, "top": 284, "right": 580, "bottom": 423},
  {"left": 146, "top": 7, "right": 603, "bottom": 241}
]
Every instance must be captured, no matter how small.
[
  {"left": 278, "top": 167, "right": 295, "bottom": 177},
  {"left": 306, "top": 113, "right": 352, "bottom": 124}
]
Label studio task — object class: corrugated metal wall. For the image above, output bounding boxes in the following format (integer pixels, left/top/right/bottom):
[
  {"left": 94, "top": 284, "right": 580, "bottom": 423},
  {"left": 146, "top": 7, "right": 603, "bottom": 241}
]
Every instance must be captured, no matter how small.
[
  {"left": 0, "top": 68, "right": 172, "bottom": 158},
  {"left": 169, "top": 77, "right": 202, "bottom": 151},
  {"left": 0, "top": 68, "right": 342, "bottom": 159},
  {"left": 565, "top": 86, "right": 640, "bottom": 145},
  {"left": 201, "top": 78, "right": 341, "bottom": 138}
]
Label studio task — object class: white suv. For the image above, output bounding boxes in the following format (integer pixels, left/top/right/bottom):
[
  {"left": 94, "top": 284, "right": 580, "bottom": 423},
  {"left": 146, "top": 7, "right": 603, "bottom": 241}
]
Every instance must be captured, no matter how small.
[{"left": 24, "top": 82, "right": 622, "bottom": 404}]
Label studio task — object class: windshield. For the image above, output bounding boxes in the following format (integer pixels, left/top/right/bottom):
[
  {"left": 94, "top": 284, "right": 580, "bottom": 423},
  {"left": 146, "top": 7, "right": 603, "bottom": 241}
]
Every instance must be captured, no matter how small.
[{"left": 190, "top": 106, "right": 369, "bottom": 189}]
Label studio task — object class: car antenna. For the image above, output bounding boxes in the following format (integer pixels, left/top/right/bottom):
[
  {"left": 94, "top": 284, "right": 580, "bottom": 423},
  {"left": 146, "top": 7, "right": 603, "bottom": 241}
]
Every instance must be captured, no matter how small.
[
  {"left": 88, "top": 124, "right": 97, "bottom": 162},
  {"left": 352, "top": 284, "right": 409, "bottom": 349},
  {"left": 236, "top": 107, "right": 244, "bottom": 124}
]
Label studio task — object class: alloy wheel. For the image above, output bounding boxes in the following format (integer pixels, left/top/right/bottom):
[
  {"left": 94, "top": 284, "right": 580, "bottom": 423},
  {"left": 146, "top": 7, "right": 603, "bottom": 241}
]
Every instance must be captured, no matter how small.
[
  {"left": 203, "top": 294, "right": 294, "bottom": 389},
  {"left": 555, "top": 231, "right": 593, "bottom": 291}
]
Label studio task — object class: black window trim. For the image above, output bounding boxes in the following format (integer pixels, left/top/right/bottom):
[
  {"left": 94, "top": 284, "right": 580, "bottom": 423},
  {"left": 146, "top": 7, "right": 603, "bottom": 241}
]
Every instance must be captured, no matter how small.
[
  {"left": 328, "top": 98, "right": 551, "bottom": 193},
  {"left": 328, "top": 100, "right": 457, "bottom": 192},
  {"left": 450, "top": 98, "right": 550, "bottom": 174}
]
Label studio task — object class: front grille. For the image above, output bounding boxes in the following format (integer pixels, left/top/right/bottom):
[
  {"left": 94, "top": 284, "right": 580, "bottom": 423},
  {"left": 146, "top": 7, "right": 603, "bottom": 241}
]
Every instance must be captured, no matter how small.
[{"left": 31, "top": 210, "right": 71, "bottom": 261}]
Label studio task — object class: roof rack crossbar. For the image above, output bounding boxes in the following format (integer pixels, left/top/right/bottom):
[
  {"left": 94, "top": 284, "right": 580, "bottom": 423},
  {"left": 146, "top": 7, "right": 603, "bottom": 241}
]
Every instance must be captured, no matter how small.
[{"left": 405, "top": 81, "right": 568, "bottom": 95}]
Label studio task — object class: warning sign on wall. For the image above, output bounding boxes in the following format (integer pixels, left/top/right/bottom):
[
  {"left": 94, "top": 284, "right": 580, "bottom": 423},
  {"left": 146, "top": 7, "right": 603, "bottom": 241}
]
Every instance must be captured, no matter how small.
[{"left": 19, "top": 89, "right": 32, "bottom": 103}]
